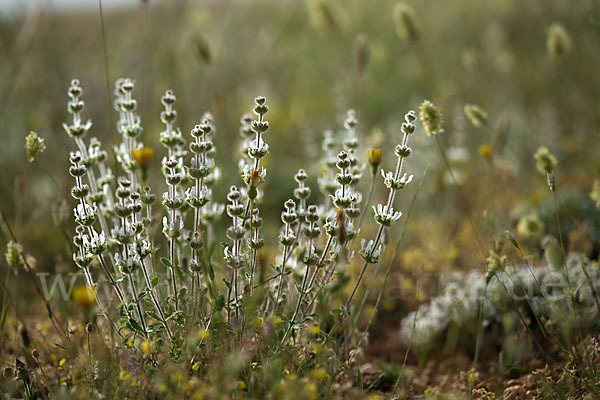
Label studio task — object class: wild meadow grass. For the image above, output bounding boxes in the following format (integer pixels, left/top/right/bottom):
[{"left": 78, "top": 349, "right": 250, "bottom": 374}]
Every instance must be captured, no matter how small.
[{"left": 2, "top": 0, "right": 600, "bottom": 399}]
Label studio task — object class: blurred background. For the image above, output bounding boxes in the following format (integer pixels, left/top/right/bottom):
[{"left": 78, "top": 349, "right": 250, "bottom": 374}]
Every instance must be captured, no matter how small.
[{"left": 1, "top": 0, "right": 600, "bottom": 336}]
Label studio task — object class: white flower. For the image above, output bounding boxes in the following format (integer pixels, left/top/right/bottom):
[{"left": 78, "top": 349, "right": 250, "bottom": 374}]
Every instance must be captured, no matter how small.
[
  {"left": 162, "top": 216, "right": 183, "bottom": 239},
  {"left": 191, "top": 156, "right": 214, "bottom": 170},
  {"left": 381, "top": 170, "right": 413, "bottom": 190},
  {"left": 360, "top": 239, "right": 382, "bottom": 263},
  {"left": 372, "top": 204, "right": 402, "bottom": 226},
  {"left": 185, "top": 186, "right": 211, "bottom": 208},
  {"left": 242, "top": 165, "right": 267, "bottom": 184},
  {"left": 330, "top": 188, "right": 356, "bottom": 208},
  {"left": 84, "top": 229, "right": 107, "bottom": 255},
  {"left": 247, "top": 140, "right": 269, "bottom": 160},
  {"left": 73, "top": 203, "right": 97, "bottom": 226}
]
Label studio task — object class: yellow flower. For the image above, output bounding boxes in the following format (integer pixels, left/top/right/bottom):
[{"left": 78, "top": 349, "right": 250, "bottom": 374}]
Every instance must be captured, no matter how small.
[
  {"left": 132, "top": 147, "right": 154, "bottom": 170},
  {"left": 141, "top": 341, "right": 153, "bottom": 354},
  {"left": 72, "top": 286, "right": 96, "bottom": 308},
  {"left": 367, "top": 148, "right": 382, "bottom": 167},
  {"left": 312, "top": 368, "right": 329, "bottom": 381},
  {"left": 517, "top": 213, "right": 544, "bottom": 238},
  {"left": 248, "top": 169, "right": 264, "bottom": 187},
  {"left": 478, "top": 144, "right": 492, "bottom": 161},
  {"left": 199, "top": 329, "right": 210, "bottom": 340},
  {"left": 237, "top": 380, "right": 246, "bottom": 390}
]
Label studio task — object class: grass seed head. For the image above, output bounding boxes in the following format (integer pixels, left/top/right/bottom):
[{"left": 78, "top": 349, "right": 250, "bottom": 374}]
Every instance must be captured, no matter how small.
[
  {"left": 393, "top": 2, "right": 419, "bottom": 43},
  {"left": 25, "top": 131, "right": 46, "bottom": 163},
  {"left": 547, "top": 23, "right": 572, "bottom": 63},
  {"left": 464, "top": 104, "right": 488, "bottom": 128},
  {"left": 419, "top": 100, "right": 444, "bottom": 136}
]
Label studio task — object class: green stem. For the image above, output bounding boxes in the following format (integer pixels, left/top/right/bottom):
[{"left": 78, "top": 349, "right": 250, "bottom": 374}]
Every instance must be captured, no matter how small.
[{"left": 249, "top": 198, "right": 256, "bottom": 295}]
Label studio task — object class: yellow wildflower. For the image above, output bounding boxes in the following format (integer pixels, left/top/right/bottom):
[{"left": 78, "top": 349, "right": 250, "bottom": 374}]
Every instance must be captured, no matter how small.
[
  {"left": 132, "top": 147, "right": 154, "bottom": 170},
  {"left": 478, "top": 144, "right": 492, "bottom": 161},
  {"left": 72, "top": 286, "right": 96, "bottom": 308}
]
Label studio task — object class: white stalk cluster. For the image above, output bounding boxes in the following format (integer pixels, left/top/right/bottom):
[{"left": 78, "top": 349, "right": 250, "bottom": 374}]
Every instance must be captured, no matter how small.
[
  {"left": 318, "top": 130, "right": 339, "bottom": 204},
  {"left": 113, "top": 78, "right": 143, "bottom": 187},
  {"left": 186, "top": 119, "right": 215, "bottom": 281},
  {"left": 61, "top": 78, "right": 421, "bottom": 351}
]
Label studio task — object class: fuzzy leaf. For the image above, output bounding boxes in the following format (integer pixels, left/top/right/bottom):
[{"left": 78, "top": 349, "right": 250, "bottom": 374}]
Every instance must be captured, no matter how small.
[
  {"left": 127, "top": 318, "right": 144, "bottom": 334},
  {"left": 160, "top": 257, "right": 172, "bottom": 268}
]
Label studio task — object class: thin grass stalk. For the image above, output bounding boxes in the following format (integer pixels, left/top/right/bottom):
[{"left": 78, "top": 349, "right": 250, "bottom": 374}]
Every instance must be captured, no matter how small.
[
  {"left": 352, "top": 166, "right": 428, "bottom": 329},
  {"left": 97, "top": 0, "right": 117, "bottom": 149},
  {"left": 391, "top": 295, "right": 418, "bottom": 395},
  {"left": 82, "top": 267, "right": 122, "bottom": 338},
  {"left": 0, "top": 206, "right": 67, "bottom": 338},
  {"left": 352, "top": 243, "right": 387, "bottom": 327},
  {"left": 139, "top": 257, "right": 173, "bottom": 339},
  {"left": 434, "top": 136, "right": 486, "bottom": 256},
  {"left": 97, "top": 254, "right": 131, "bottom": 319},
  {"left": 550, "top": 186, "right": 593, "bottom": 372}
]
